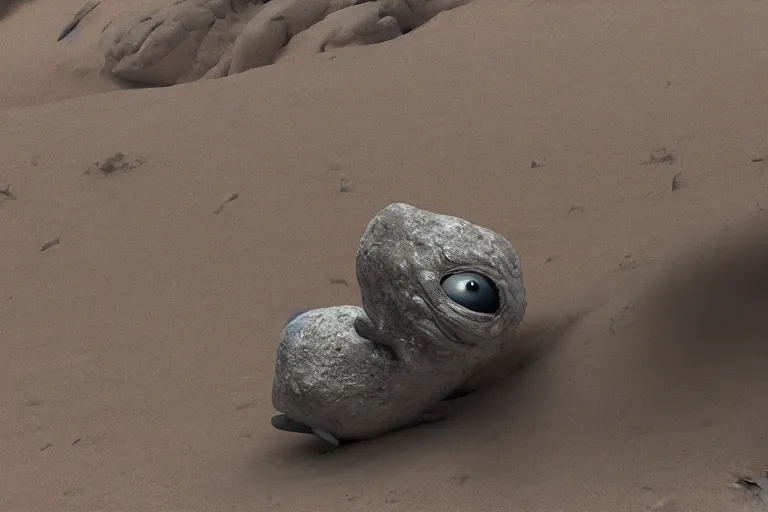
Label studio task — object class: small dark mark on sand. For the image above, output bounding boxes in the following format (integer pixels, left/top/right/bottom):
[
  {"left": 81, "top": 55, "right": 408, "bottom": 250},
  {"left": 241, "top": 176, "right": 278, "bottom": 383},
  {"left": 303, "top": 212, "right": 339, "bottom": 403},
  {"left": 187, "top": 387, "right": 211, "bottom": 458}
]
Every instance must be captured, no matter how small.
[
  {"left": 214, "top": 192, "right": 239, "bottom": 214},
  {"left": 642, "top": 148, "right": 675, "bottom": 165},
  {"left": 40, "top": 237, "right": 60, "bottom": 252},
  {"left": 0, "top": 184, "right": 17, "bottom": 200},
  {"left": 671, "top": 171, "right": 682, "bottom": 192},
  {"left": 86, "top": 152, "right": 142, "bottom": 176}
]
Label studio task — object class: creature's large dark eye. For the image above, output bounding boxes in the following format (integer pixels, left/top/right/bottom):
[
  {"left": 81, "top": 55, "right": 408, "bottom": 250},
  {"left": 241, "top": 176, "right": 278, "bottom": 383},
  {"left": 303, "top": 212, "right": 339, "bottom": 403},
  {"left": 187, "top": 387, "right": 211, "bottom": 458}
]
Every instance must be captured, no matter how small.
[{"left": 440, "top": 272, "right": 499, "bottom": 314}]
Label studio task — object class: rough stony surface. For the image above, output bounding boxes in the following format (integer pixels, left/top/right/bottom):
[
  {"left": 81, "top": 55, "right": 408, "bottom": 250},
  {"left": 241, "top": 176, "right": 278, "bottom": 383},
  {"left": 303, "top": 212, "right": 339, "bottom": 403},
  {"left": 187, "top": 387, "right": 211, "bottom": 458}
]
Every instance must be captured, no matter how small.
[
  {"left": 377, "top": 0, "right": 470, "bottom": 32},
  {"left": 276, "top": 2, "right": 402, "bottom": 63},
  {"left": 101, "top": 0, "right": 471, "bottom": 85},
  {"left": 101, "top": 0, "right": 262, "bottom": 86},
  {"left": 271, "top": 203, "right": 526, "bottom": 440},
  {"left": 228, "top": 0, "right": 363, "bottom": 73}
]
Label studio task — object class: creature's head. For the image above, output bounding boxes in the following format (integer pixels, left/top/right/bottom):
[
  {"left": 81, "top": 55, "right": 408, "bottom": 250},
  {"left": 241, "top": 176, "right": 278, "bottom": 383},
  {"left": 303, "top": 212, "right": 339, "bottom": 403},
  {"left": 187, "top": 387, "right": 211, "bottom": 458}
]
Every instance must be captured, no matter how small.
[{"left": 354, "top": 203, "right": 526, "bottom": 363}]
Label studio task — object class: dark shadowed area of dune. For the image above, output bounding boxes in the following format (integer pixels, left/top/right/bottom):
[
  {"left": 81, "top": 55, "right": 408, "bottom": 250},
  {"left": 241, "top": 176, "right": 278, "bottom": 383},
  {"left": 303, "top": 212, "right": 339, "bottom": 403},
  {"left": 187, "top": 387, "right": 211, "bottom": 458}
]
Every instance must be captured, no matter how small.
[
  {"left": 1, "top": 0, "right": 767, "bottom": 510},
  {"left": 0, "top": 0, "right": 31, "bottom": 21}
]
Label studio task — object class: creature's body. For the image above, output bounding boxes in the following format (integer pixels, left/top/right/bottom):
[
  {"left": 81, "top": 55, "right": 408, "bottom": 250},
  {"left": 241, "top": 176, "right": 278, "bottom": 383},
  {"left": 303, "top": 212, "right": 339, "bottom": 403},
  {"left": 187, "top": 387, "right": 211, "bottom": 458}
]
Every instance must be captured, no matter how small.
[
  {"left": 274, "top": 305, "right": 470, "bottom": 441},
  {"left": 271, "top": 203, "right": 526, "bottom": 444}
]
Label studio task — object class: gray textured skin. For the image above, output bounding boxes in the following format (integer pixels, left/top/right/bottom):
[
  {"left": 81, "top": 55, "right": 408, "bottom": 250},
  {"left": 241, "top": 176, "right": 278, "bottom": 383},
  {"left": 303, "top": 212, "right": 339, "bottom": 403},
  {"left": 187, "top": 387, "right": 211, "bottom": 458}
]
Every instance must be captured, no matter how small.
[{"left": 272, "top": 203, "right": 526, "bottom": 440}]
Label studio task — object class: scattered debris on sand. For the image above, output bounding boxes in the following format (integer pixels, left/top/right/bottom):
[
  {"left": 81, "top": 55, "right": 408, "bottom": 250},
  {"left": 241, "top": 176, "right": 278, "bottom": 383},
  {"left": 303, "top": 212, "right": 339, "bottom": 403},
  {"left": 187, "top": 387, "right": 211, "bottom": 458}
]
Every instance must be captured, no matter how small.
[
  {"left": 40, "top": 237, "right": 60, "bottom": 252},
  {"left": 214, "top": 193, "right": 239, "bottom": 214},
  {"left": 85, "top": 152, "right": 142, "bottom": 176}
]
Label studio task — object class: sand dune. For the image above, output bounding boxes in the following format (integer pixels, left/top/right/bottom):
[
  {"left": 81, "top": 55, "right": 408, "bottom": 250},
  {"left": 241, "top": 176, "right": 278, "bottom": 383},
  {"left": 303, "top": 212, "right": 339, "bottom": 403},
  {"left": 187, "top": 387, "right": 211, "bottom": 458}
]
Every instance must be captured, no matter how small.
[{"left": 1, "top": 0, "right": 767, "bottom": 510}]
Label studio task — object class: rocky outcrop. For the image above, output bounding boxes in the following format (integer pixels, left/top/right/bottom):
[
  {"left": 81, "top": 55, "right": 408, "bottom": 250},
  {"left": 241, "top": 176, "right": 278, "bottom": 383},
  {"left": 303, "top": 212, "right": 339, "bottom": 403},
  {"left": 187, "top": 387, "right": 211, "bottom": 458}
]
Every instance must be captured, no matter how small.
[
  {"left": 101, "top": 0, "right": 471, "bottom": 86},
  {"left": 276, "top": 2, "right": 402, "bottom": 63},
  {"left": 102, "top": 0, "right": 261, "bottom": 86}
]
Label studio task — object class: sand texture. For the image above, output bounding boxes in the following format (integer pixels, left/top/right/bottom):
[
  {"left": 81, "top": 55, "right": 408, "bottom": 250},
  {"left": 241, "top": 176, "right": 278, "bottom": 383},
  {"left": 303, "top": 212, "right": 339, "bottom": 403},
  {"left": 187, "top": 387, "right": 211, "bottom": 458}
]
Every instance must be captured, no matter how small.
[{"left": 1, "top": 0, "right": 767, "bottom": 510}]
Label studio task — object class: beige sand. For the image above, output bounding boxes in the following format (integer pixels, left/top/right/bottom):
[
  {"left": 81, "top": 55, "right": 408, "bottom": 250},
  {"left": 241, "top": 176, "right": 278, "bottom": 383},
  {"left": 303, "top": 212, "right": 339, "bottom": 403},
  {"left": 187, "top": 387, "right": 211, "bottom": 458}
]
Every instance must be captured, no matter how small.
[{"left": 1, "top": 0, "right": 767, "bottom": 510}]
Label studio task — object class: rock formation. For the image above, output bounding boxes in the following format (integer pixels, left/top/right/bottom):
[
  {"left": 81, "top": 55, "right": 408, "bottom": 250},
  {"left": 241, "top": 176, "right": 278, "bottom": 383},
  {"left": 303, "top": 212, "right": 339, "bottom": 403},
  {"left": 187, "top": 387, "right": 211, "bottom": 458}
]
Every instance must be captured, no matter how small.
[{"left": 100, "top": 0, "right": 470, "bottom": 86}]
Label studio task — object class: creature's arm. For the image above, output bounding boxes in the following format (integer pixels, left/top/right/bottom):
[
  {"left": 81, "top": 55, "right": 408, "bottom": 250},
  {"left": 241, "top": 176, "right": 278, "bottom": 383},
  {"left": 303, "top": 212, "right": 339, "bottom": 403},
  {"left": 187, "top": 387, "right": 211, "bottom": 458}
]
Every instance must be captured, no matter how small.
[{"left": 353, "top": 314, "right": 415, "bottom": 365}]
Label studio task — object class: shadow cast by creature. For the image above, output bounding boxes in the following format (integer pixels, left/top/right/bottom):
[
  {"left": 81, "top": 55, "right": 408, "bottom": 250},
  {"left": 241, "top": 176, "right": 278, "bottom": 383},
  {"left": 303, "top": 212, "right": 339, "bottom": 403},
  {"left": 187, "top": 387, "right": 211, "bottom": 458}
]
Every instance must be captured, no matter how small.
[
  {"left": 262, "top": 307, "right": 584, "bottom": 464},
  {"left": 636, "top": 218, "right": 768, "bottom": 385}
]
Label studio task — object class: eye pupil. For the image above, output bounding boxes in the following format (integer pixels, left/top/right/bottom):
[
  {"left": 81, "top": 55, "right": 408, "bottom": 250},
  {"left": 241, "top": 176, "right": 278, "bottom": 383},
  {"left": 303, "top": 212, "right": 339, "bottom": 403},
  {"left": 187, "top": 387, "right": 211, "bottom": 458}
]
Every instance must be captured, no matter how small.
[{"left": 440, "top": 272, "right": 500, "bottom": 314}]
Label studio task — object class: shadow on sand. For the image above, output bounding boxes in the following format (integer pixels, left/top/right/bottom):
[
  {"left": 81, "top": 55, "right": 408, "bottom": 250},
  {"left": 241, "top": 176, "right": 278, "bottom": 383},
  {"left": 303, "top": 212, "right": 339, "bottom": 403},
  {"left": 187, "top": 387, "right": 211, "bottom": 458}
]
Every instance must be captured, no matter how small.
[
  {"left": 637, "top": 217, "right": 768, "bottom": 390},
  {"left": 0, "top": 0, "right": 32, "bottom": 21}
]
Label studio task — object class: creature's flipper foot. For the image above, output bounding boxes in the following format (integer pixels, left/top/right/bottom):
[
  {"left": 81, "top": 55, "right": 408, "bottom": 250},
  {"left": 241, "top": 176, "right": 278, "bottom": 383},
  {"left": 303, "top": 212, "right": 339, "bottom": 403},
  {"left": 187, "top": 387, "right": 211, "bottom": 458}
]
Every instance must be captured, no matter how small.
[
  {"left": 311, "top": 427, "right": 341, "bottom": 447},
  {"left": 271, "top": 414, "right": 313, "bottom": 434},
  {"left": 272, "top": 414, "right": 344, "bottom": 448}
]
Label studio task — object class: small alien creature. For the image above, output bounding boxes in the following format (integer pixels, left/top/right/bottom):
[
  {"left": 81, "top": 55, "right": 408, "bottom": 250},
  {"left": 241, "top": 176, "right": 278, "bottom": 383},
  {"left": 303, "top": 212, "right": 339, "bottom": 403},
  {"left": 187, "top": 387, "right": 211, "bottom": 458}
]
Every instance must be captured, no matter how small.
[{"left": 271, "top": 203, "right": 526, "bottom": 446}]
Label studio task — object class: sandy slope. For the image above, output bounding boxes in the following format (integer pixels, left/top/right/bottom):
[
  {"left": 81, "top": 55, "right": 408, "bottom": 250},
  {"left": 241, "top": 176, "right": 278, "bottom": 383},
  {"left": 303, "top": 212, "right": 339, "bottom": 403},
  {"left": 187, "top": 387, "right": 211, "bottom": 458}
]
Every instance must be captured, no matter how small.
[{"left": 1, "top": 0, "right": 767, "bottom": 510}]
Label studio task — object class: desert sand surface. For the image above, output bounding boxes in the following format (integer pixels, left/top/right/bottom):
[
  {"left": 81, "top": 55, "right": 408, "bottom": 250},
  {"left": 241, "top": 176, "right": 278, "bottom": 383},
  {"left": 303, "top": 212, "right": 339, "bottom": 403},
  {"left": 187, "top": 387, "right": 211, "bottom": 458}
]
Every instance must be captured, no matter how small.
[{"left": 2, "top": 0, "right": 768, "bottom": 510}]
